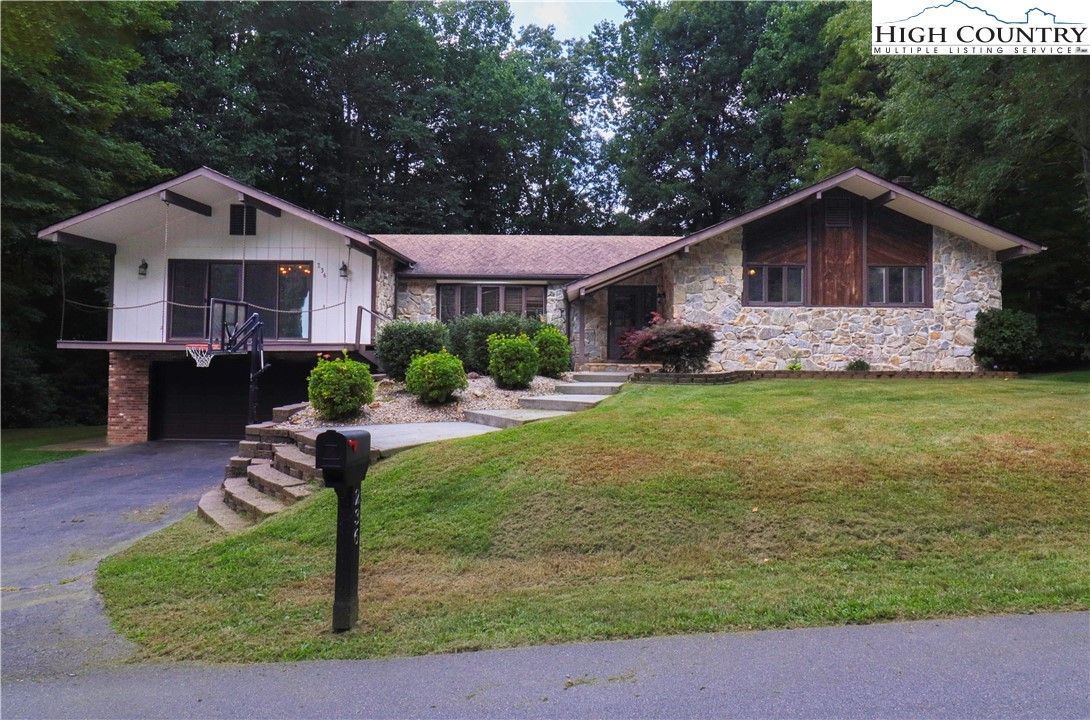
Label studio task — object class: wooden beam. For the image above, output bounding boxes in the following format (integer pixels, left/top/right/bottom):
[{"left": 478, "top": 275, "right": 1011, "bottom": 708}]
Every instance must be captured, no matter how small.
[
  {"left": 238, "top": 193, "right": 281, "bottom": 217},
  {"left": 996, "top": 246, "right": 1034, "bottom": 262},
  {"left": 159, "top": 190, "right": 212, "bottom": 216},
  {"left": 53, "top": 231, "right": 117, "bottom": 256},
  {"left": 870, "top": 190, "right": 897, "bottom": 207}
]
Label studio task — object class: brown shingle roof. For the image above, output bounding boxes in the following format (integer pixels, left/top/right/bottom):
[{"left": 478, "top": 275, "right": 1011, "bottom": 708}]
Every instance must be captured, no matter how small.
[{"left": 372, "top": 234, "right": 680, "bottom": 279}]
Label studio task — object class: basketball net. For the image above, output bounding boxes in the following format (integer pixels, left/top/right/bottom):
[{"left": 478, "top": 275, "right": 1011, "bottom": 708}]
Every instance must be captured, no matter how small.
[{"left": 186, "top": 344, "right": 215, "bottom": 368}]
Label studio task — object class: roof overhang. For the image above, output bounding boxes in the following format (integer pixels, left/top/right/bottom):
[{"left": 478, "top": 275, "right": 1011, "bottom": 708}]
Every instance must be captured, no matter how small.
[
  {"left": 565, "top": 168, "right": 1044, "bottom": 302},
  {"left": 38, "top": 167, "right": 415, "bottom": 264}
]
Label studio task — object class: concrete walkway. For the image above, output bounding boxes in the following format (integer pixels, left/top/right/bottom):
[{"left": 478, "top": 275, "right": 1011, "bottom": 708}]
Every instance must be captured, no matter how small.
[{"left": 3, "top": 612, "right": 1086, "bottom": 719}]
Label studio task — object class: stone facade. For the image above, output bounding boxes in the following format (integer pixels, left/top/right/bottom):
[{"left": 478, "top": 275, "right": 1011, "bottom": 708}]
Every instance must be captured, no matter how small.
[
  {"left": 572, "top": 266, "right": 664, "bottom": 362},
  {"left": 664, "top": 227, "right": 1001, "bottom": 371},
  {"left": 107, "top": 351, "right": 154, "bottom": 444},
  {"left": 374, "top": 251, "right": 398, "bottom": 333},
  {"left": 395, "top": 278, "right": 438, "bottom": 322}
]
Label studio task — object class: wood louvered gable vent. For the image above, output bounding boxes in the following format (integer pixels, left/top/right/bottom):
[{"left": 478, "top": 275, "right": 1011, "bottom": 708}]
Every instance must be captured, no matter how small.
[
  {"left": 824, "top": 197, "right": 851, "bottom": 228},
  {"left": 230, "top": 204, "right": 257, "bottom": 236}
]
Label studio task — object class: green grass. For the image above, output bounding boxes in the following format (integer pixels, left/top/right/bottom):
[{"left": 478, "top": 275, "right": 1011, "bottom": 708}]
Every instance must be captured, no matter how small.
[
  {"left": 98, "top": 374, "right": 1090, "bottom": 662},
  {"left": 1, "top": 425, "right": 106, "bottom": 473}
]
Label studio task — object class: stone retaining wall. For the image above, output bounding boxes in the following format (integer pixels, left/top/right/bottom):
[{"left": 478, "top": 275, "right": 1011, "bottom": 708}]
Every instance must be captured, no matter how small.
[{"left": 629, "top": 369, "right": 1018, "bottom": 385}]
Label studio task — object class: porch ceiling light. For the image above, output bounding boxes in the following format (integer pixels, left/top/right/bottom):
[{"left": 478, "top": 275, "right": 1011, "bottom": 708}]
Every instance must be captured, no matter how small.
[
  {"left": 138, "top": 259, "right": 148, "bottom": 276},
  {"left": 339, "top": 262, "right": 349, "bottom": 279}
]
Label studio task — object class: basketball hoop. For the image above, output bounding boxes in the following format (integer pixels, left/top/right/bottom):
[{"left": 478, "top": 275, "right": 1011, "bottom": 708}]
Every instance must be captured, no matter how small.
[{"left": 186, "top": 344, "right": 215, "bottom": 368}]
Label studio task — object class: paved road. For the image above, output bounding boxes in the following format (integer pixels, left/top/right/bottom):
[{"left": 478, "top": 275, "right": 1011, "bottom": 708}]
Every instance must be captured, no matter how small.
[
  {"left": 2, "top": 445, "right": 1087, "bottom": 719},
  {"left": 1, "top": 442, "right": 233, "bottom": 679}
]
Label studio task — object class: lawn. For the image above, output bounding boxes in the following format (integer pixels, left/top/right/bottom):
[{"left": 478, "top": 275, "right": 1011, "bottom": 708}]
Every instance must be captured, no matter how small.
[
  {"left": 97, "top": 374, "right": 1089, "bottom": 662},
  {"left": 1, "top": 425, "right": 106, "bottom": 473}
]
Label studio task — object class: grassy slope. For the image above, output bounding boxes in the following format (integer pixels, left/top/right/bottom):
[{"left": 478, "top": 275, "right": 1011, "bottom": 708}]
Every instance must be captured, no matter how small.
[
  {"left": 1, "top": 426, "right": 106, "bottom": 473},
  {"left": 98, "top": 375, "right": 1089, "bottom": 662}
]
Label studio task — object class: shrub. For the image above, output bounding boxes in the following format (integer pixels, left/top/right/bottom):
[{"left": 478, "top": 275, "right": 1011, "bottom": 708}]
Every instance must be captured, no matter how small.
[
  {"left": 405, "top": 351, "right": 468, "bottom": 404},
  {"left": 448, "top": 313, "right": 545, "bottom": 374},
  {"left": 845, "top": 358, "right": 870, "bottom": 372},
  {"left": 974, "top": 308, "right": 1040, "bottom": 371},
  {"left": 534, "top": 325, "right": 571, "bottom": 378},
  {"left": 486, "top": 333, "right": 540, "bottom": 389},
  {"left": 375, "top": 320, "right": 449, "bottom": 381},
  {"left": 618, "top": 313, "right": 714, "bottom": 373},
  {"left": 307, "top": 351, "right": 375, "bottom": 420}
]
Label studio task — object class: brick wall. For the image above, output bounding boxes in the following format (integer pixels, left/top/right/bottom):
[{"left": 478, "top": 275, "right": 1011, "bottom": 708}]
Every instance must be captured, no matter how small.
[{"left": 107, "top": 351, "right": 154, "bottom": 444}]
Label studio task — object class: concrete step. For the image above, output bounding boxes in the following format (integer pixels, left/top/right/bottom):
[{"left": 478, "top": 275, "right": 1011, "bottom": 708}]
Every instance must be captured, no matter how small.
[
  {"left": 223, "top": 477, "right": 289, "bottom": 520},
  {"left": 555, "top": 381, "right": 624, "bottom": 395},
  {"left": 519, "top": 394, "right": 610, "bottom": 412},
  {"left": 247, "top": 462, "right": 315, "bottom": 505},
  {"left": 463, "top": 408, "right": 574, "bottom": 429},
  {"left": 272, "top": 443, "right": 322, "bottom": 482},
  {"left": 572, "top": 371, "right": 632, "bottom": 383},
  {"left": 197, "top": 488, "right": 253, "bottom": 533}
]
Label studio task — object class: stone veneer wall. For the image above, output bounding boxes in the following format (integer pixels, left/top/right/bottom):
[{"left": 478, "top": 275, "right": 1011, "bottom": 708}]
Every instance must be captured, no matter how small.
[
  {"left": 664, "top": 227, "right": 1001, "bottom": 371},
  {"left": 107, "top": 351, "right": 154, "bottom": 444},
  {"left": 395, "top": 279, "right": 438, "bottom": 322},
  {"left": 572, "top": 266, "right": 664, "bottom": 363},
  {"left": 374, "top": 251, "right": 398, "bottom": 334}
]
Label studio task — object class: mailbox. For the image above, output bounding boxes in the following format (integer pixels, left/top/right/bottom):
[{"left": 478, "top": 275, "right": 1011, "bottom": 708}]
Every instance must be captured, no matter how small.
[{"left": 315, "top": 428, "right": 371, "bottom": 487}]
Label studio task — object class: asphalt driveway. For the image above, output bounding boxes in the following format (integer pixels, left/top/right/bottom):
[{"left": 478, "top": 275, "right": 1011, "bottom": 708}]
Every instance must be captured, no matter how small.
[{"left": 1, "top": 441, "right": 233, "bottom": 680}]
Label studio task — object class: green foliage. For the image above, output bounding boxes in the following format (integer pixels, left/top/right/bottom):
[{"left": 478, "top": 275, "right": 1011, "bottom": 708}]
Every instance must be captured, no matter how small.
[
  {"left": 448, "top": 313, "right": 545, "bottom": 374},
  {"left": 618, "top": 314, "right": 715, "bottom": 373},
  {"left": 306, "top": 351, "right": 375, "bottom": 420},
  {"left": 973, "top": 309, "right": 1041, "bottom": 371},
  {"left": 405, "top": 351, "right": 469, "bottom": 404},
  {"left": 786, "top": 354, "right": 804, "bottom": 371},
  {"left": 486, "top": 334, "right": 540, "bottom": 389},
  {"left": 845, "top": 359, "right": 871, "bottom": 372},
  {"left": 375, "top": 320, "right": 450, "bottom": 381},
  {"left": 533, "top": 325, "right": 571, "bottom": 378}
]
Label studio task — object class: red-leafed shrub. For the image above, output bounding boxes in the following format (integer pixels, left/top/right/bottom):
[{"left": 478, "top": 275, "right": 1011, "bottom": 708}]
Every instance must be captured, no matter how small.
[{"left": 619, "top": 313, "right": 715, "bottom": 373}]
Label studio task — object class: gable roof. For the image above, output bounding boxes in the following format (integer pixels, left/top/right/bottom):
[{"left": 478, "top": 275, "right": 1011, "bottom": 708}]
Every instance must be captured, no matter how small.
[
  {"left": 564, "top": 167, "right": 1044, "bottom": 302},
  {"left": 373, "top": 234, "right": 680, "bottom": 279},
  {"left": 37, "top": 167, "right": 413, "bottom": 263}
]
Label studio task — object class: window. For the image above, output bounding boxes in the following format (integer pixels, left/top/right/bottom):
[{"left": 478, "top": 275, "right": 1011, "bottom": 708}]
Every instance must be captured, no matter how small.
[
  {"left": 745, "top": 265, "right": 804, "bottom": 305},
  {"left": 229, "top": 204, "right": 257, "bottom": 235},
  {"left": 868, "top": 266, "right": 925, "bottom": 305},
  {"left": 438, "top": 284, "right": 547, "bottom": 320},
  {"left": 168, "top": 260, "right": 311, "bottom": 340}
]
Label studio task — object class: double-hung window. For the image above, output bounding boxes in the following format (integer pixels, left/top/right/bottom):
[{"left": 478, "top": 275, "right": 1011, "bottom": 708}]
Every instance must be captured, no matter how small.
[{"left": 867, "top": 266, "right": 926, "bottom": 306}]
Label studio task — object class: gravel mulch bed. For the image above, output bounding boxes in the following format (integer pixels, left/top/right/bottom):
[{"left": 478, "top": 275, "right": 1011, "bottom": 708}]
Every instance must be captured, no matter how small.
[{"left": 280, "top": 374, "right": 565, "bottom": 428}]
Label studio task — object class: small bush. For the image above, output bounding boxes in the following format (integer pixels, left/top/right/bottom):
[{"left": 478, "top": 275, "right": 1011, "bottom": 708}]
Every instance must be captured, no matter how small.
[
  {"left": 487, "top": 333, "right": 540, "bottom": 389},
  {"left": 974, "top": 308, "right": 1040, "bottom": 371},
  {"left": 376, "top": 320, "right": 449, "bottom": 381},
  {"left": 534, "top": 325, "right": 571, "bottom": 378},
  {"left": 307, "top": 351, "right": 375, "bottom": 420},
  {"left": 618, "top": 313, "right": 714, "bottom": 373},
  {"left": 448, "top": 313, "right": 545, "bottom": 374},
  {"left": 845, "top": 358, "right": 870, "bottom": 372},
  {"left": 405, "top": 351, "right": 468, "bottom": 404}
]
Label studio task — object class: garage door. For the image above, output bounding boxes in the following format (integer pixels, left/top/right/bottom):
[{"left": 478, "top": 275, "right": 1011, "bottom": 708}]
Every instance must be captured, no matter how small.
[{"left": 150, "top": 358, "right": 249, "bottom": 440}]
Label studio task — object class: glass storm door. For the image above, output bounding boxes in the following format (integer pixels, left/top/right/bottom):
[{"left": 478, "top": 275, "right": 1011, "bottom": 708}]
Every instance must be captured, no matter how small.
[{"left": 607, "top": 285, "right": 657, "bottom": 360}]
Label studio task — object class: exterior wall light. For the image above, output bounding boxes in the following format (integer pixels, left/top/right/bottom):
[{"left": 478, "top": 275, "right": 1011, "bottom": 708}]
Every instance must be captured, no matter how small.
[
  {"left": 339, "top": 262, "right": 349, "bottom": 279},
  {"left": 138, "top": 259, "right": 148, "bottom": 276}
]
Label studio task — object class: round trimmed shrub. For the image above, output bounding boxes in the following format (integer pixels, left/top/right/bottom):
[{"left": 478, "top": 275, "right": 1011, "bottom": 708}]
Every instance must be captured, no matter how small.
[
  {"left": 405, "top": 351, "right": 468, "bottom": 404},
  {"left": 973, "top": 308, "right": 1040, "bottom": 371},
  {"left": 448, "top": 313, "right": 545, "bottom": 374},
  {"left": 307, "top": 351, "right": 375, "bottom": 420},
  {"left": 534, "top": 325, "right": 571, "bottom": 378},
  {"left": 375, "top": 320, "right": 449, "bottom": 381},
  {"left": 486, "top": 333, "right": 540, "bottom": 389}
]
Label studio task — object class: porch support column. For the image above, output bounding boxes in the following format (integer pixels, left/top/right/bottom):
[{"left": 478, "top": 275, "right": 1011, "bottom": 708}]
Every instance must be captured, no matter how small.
[{"left": 578, "top": 296, "right": 587, "bottom": 366}]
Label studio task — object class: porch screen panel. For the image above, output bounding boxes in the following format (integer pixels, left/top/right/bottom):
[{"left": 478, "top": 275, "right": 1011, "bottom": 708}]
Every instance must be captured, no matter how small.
[
  {"left": 504, "top": 287, "right": 524, "bottom": 314},
  {"left": 439, "top": 286, "right": 457, "bottom": 322},
  {"left": 525, "top": 286, "right": 545, "bottom": 317},
  {"left": 277, "top": 264, "right": 311, "bottom": 339},
  {"left": 170, "top": 261, "right": 208, "bottom": 338},
  {"left": 244, "top": 263, "right": 279, "bottom": 337},
  {"left": 481, "top": 286, "right": 500, "bottom": 315},
  {"left": 460, "top": 286, "right": 479, "bottom": 315}
]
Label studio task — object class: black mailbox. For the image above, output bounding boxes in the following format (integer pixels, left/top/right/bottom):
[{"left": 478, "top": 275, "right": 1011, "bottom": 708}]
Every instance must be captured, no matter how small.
[{"left": 315, "top": 428, "right": 371, "bottom": 487}]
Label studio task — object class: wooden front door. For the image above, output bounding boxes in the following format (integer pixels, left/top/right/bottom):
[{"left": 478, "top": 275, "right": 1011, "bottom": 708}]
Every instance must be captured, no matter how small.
[{"left": 607, "top": 285, "right": 658, "bottom": 360}]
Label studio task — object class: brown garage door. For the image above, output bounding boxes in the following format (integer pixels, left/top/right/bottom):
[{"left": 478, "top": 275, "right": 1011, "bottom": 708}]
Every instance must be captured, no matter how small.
[{"left": 150, "top": 357, "right": 249, "bottom": 440}]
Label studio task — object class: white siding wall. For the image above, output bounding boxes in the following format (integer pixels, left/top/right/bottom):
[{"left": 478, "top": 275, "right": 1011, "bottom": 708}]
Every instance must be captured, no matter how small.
[{"left": 110, "top": 199, "right": 376, "bottom": 344}]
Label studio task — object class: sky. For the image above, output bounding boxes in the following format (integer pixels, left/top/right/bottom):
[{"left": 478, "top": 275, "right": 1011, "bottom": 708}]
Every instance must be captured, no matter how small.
[{"left": 508, "top": 0, "right": 628, "bottom": 40}]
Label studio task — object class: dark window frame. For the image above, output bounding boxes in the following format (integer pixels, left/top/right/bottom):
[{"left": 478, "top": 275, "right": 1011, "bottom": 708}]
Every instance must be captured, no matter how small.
[
  {"left": 743, "top": 264, "right": 806, "bottom": 306},
  {"left": 866, "top": 265, "right": 927, "bottom": 307},
  {"left": 437, "top": 283, "right": 547, "bottom": 321},
  {"left": 167, "top": 259, "right": 313, "bottom": 341}
]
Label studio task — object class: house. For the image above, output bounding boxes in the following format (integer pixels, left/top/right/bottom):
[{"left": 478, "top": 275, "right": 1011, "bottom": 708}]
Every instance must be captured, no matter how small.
[{"left": 39, "top": 167, "right": 1041, "bottom": 444}]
